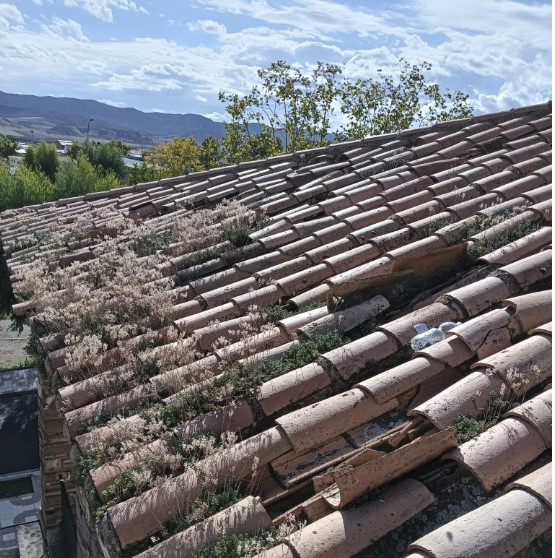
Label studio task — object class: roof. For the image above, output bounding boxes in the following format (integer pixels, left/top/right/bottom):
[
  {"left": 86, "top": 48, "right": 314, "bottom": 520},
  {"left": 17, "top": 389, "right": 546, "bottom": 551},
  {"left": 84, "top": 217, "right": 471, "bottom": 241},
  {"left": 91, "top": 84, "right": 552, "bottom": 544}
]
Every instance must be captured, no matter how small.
[{"left": 0, "top": 102, "right": 552, "bottom": 558}]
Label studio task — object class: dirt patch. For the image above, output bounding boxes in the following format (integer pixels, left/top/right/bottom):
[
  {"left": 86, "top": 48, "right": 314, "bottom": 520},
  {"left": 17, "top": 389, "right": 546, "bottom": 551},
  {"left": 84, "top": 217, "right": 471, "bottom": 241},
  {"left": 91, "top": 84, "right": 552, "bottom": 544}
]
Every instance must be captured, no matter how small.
[{"left": 0, "top": 319, "right": 31, "bottom": 369}]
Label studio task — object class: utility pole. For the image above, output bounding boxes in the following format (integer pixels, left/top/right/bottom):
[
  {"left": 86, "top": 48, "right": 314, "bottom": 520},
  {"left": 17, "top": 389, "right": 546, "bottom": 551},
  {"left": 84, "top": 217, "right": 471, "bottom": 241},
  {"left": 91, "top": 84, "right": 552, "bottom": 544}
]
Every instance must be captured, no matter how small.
[{"left": 86, "top": 118, "right": 94, "bottom": 143}]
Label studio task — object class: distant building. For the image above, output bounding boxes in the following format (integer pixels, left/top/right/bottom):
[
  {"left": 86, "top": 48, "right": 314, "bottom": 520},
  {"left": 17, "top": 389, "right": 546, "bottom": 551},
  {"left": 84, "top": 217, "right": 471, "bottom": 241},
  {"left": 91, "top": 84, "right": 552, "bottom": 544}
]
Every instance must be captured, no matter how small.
[{"left": 55, "top": 140, "right": 73, "bottom": 153}]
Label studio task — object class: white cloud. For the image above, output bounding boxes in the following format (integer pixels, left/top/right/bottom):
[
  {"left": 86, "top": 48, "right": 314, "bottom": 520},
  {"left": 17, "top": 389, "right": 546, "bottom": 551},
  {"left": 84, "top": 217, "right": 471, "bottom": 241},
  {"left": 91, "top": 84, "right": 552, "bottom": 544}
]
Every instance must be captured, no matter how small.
[
  {"left": 0, "top": 3, "right": 23, "bottom": 30},
  {"left": 63, "top": 0, "right": 147, "bottom": 23},
  {"left": 98, "top": 98, "right": 129, "bottom": 107},
  {"left": 195, "top": 94, "right": 208, "bottom": 102},
  {"left": 42, "top": 16, "right": 89, "bottom": 41},
  {"left": 187, "top": 19, "right": 227, "bottom": 36}
]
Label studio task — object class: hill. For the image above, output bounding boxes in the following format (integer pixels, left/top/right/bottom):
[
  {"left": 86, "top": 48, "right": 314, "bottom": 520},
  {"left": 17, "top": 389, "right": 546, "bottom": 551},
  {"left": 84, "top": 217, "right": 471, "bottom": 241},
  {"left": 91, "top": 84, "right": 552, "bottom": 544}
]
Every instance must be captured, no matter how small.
[{"left": 0, "top": 91, "right": 227, "bottom": 146}]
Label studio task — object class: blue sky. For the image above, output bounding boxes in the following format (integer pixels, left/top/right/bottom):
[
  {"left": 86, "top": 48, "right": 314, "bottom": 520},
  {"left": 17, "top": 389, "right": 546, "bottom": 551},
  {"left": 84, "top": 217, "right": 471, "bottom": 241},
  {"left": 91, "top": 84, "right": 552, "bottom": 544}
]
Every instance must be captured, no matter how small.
[{"left": 0, "top": 0, "right": 551, "bottom": 121}]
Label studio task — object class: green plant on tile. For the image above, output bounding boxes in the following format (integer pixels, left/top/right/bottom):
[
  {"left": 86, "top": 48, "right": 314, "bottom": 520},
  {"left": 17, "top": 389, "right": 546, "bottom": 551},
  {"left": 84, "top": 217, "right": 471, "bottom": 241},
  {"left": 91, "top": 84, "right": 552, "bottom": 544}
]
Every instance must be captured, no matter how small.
[{"left": 453, "top": 414, "right": 493, "bottom": 444}]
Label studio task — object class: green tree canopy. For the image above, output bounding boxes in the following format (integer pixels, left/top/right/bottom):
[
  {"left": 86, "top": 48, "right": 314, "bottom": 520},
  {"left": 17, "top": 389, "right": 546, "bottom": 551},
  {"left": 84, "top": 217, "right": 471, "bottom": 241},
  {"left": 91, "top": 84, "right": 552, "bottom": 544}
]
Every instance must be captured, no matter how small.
[
  {"left": 24, "top": 142, "right": 60, "bottom": 181},
  {"left": 219, "top": 58, "right": 473, "bottom": 161},
  {"left": 69, "top": 140, "right": 129, "bottom": 181},
  {"left": 144, "top": 136, "right": 203, "bottom": 177},
  {"left": 0, "top": 135, "right": 17, "bottom": 159}
]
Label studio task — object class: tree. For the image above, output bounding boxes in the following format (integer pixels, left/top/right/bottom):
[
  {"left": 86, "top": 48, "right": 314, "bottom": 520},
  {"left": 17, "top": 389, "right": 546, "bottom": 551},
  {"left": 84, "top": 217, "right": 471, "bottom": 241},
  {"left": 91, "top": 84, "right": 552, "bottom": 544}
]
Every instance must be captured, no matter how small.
[
  {"left": 144, "top": 137, "right": 203, "bottom": 177},
  {"left": 337, "top": 59, "right": 473, "bottom": 140},
  {"left": 219, "top": 59, "right": 473, "bottom": 159},
  {"left": 0, "top": 161, "right": 54, "bottom": 212},
  {"left": 0, "top": 135, "right": 17, "bottom": 159},
  {"left": 198, "top": 136, "right": 221, "bottom": 169},
  {"left": 54, "top": 156, "right": 120, "bottom": 198},
  {"left": 24, "top": 142, "right": 60, "bottom": 181},
  {"left": 69, "top": 140, "right": 129, "bottom": 181}
]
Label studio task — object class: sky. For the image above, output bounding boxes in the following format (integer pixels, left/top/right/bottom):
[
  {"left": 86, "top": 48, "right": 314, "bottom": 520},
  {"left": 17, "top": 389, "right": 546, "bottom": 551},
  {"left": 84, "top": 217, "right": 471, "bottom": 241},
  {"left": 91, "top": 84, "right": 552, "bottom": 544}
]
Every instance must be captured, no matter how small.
[{"left": 0, "top": 0, "right": 552, "bottom": 122}]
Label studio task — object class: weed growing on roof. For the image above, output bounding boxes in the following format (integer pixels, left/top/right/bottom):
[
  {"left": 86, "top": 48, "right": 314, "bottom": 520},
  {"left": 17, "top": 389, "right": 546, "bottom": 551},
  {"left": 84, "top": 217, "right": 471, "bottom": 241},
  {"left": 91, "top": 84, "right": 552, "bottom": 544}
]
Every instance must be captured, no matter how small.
[
  {"left": 158, "top": 484, "right": 249, "bottom": 541},
  {"left": 157, "top": 330, "right": 348, "bottom": 427},
  {"left": 257, "top": 300, "right": 325, "bottom": 324},
  {"left": 466, "top": 218, "right": 543, "bottom": 261},
  {"left": 77, "top": 450, "right": 103, "bottom": 483},
  {"left": 132, "top": 230, "right": 179, "bottom": 257},
  {"left": 453, "top": 414, "right": 492, "bottom": 444}
]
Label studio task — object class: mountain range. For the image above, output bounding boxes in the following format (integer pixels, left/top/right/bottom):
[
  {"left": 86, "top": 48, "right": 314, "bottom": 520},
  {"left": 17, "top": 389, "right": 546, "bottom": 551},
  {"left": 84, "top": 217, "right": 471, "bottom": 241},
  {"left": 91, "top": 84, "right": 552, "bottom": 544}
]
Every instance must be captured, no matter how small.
[{"left": 0, "top": 91, "right": 228, "bottom": 146}]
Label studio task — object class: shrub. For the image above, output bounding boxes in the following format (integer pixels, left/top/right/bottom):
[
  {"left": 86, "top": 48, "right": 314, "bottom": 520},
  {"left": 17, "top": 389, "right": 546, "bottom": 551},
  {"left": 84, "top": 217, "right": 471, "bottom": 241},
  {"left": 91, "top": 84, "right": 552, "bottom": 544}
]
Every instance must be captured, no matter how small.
[
  {"left": 24, "top": 142, "right": 60, "bottom": 181},
  {"left": 54, "top": 156, "right": 120, "bottom": 198},
  {"left": 0, "top": 162, "right": 54, "bottom": 211}
]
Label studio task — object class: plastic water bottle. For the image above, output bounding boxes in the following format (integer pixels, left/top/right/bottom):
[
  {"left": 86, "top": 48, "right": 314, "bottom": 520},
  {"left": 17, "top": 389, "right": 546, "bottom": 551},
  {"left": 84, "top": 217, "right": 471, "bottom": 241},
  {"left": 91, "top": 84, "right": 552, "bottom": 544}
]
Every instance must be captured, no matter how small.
[{"left": 410, "top": 321, "right": 461, "bottom": 351}]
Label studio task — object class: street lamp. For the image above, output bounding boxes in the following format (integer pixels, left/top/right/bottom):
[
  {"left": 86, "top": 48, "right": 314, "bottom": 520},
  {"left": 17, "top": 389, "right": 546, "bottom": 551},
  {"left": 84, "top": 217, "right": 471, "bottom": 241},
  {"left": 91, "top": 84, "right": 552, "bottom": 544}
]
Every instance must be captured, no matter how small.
[{"left": 86, "top": 118, "right": 94, "bottom": 143}]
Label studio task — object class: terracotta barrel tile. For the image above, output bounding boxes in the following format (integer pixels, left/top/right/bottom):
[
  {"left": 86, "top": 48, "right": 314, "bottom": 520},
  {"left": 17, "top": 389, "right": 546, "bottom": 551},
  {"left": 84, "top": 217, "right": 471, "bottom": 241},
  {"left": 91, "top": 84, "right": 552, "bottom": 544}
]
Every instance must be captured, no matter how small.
[
  {"left": 214, "top": 327, "right": 291, "bottom": 362},
  {"left": 528, "top": 198, "right": 552, "bottom": 219},
  {"left": 59, "top": 367, "right": 133, "bottom": 411},
  {"left": 292, "top": 216, "right": 338, "bottom": 236},
  {"left": 108, "top": 427, "right": 291, "bottom": 548},
  {"left": 408, "top": 487, "right": 551, "bottom": 558},
  {"left": 232, "top": 284, "right": 287, "bottom": 311},
  {"left": 168, "top": 299, "right": 207, "bottom": 321},
  {"left": 255, "top": 256, "right": 312, "bottom": 284},
  {"left": 276, "top": 263, "right": 334, "bottom": 297},
  {"left": 407, "top": 367, "right": 465, "bottom": 410},
  {"left": 479, "top": 226, "right": 552, "bottom": 266},
  {"left": 387, "top": 191, "right": 435, "bottom": 214},
  {"left": 444, "top": 417, "right": 547, "bottom": 491},
  {"left": 198, "top": 277, "right": 258, "bottom": 309},
  {"left": 286, "top": 479, "right": 434, "bottom": 558},
  {"left": 503, "top": 290, "right": 552, "bottom": 334},
  {"left": 473, "top": 333, "right": 552, "bottom": 395},
  {"left": 507, "top": 462, "right": 552, "bottom": 508},
  {"left": 321, "top": 331, "right": 398, "bottom": 381},
  {"left": 448, "top": 308, "right": 511, "bottom": 353},
  {"left": 65, "top": 385, "right": 149, "bottom": 438},
  {"left": 416, "top": 336, "right": 475, "bottom": 367},
  {"left": 387, "top": 235, "right": 448, "bottom": 262},
  {"left": 91, "top": 439, "right": 169, "bottom": 497},
  {"left": 435, "top": 185, "right": 480, "bottom": 207},
  {"left": 381, "top": 176, "right": 434, "bottom": 201},
  {"left": 395, "top": 201, "right": 444, "bottom": 225},
  {"left": 529, "top": 322, "right": 552, "bottom": 335},
  {"left": 379, "top": 302, "right": 462, "bottom": 346},
  {"left": 248, "top": 219, "right": 289, "bottom": 240},
  {"left": 318, "top": 196, "right": 351, "bottom": 214},
  {"left": 73, "top": 412, "right": 147, "bottom": 454},
  {"left": 195, "top": 314, "right": 261, "bottom": 352},
  {"left": 427, "top": 176, "right": 468, "bottom": 196},
  {"left": 407, "top": 211, "right": 455, "bottom": 237},
  {"left": 289, "top": 284, "right": 331, "bottom": 310},
  {"left": 349, "top": 220, "right": 400, "bottom": 244},
  {"left": 356, "top": 357, "right": 445, "bottom": 403},
  {"left": 149, "top": 355, "right": 220, "bottom": 391},
  {"left": 528, "top": 115, "right": 552, "bottom": 131},
  {"left": 174, "top": 302, "right": 241, "bottom": 333},
  {"left": 343, "top": 206, "right": 393, "bottom": 229},
  {"left": 443, "top": 276, "right": 511, "bottom": 317},
  {"left": 502, "top": 141, "right": 550, "bottom": 164},
  {"left": 324, "top": 243, "right": 382, "bottom": 274},
  {"left": 323, "top": 429, "right": 457, "bottom": 508},
  {"left": 304, "top": 238, "right": 353, "bottom": 264},
  {"left": 279, "top": 236, "right": 322, "bottom": 257},
  {"left": 493, "top": 174, "right": 548, "bottom": 200},
  {"left": 258, "top": 228, "right": 300, "bottom": 251},
  {"left": 505, "top": 389, "right": 552, "bottom": 448},
  {"left": 256, "top": 363, "right": 331, "bottom": 416},
  {"left": 299, "top": 295, "right": 389, "bottom": 339},
  {"left": 409, "top": 370, "right": 507, "bottom": 430},
  {"left": 308, "top": 222, "right": 350, "bottom": 245},
  {"left": 276, "top": 389, "right": 397, "bottom": 452},
  {"left": 135, "top": 496, "right": 271, "bottom": 558},
  {"left": 277, "top": 306, "right": 329, "bottom": 335}
]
